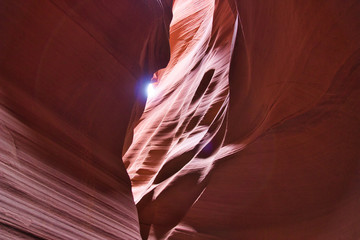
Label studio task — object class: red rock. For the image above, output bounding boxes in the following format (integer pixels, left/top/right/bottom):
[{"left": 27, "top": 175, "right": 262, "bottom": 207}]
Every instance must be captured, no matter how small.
[
  {"left": 1, "top": 0, "right": 360, "bottom": 239},
  {"left": 0, "top": 0, "right": 171, "bottom": 239},
  {"left": 124, "top": 0, "right": 360, "bottom": 239}
]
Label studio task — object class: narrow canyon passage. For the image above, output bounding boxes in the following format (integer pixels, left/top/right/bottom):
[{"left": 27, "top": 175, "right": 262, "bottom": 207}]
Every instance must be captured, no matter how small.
[
  {"left": 126, "top": 0, "right": 360, "bottom": 239},
  {"left": 1, "top": 0, "right": 360, "bottom": 240}
]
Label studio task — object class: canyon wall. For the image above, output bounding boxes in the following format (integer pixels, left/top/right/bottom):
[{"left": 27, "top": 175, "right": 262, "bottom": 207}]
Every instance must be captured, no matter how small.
[
  {"left": 124, "top": 0, "right": 360, "bottom": 239},
  {"left": 1, "top": 0, "right": 360, "bottom": 239},
  {"left": 0, "top": 0, "right": 171, "bottom": 239}
]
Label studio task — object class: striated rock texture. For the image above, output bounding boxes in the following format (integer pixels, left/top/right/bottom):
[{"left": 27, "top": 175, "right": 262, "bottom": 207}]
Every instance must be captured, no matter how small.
[
  {"left": 124, "top": 0, "right": 360, "bottom": 239},
  {"left": 1, "top": 0, "right": 360, "bottom": 239},
  {"left": 0, "top": 0, "right": 171, "bottom": 239}
]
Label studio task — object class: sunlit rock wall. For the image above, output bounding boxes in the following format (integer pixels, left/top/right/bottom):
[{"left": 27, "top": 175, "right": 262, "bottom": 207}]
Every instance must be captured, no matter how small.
[
  {"left": 1, "top": 0, "right": 360, "bottom": 239},
  {"left": 124, "top": 0, "right": 360, "bottom": 239},
  {"left": 0, "top": 0, "right": 171, "bottom": 239}
]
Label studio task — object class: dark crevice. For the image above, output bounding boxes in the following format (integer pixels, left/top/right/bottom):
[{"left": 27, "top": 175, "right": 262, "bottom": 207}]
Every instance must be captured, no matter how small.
[{"left": 191, "top": 69, "right": 215, "bottom": 104}]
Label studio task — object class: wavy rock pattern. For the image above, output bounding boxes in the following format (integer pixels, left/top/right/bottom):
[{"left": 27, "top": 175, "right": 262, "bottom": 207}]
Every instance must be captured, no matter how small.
[
  {"left": 1, "top": 0, "right": 360, "bottom": 239},
  {"left": 124, "top": 0, "right": 360, "bottom": 239},
  {"left": 0, "top": 0, "right": 171, "bottom": 239}
]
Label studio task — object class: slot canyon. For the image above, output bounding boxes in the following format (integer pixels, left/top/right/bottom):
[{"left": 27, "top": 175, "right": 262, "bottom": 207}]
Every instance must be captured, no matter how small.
[{"left": 1, "top": 0, "right": 360, "bottom": 239}]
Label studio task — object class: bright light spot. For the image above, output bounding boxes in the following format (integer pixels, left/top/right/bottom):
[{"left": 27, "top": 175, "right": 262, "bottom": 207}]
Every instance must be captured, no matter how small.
[{"left": 147, "top": 83, "right": 156, "bottom": 98}]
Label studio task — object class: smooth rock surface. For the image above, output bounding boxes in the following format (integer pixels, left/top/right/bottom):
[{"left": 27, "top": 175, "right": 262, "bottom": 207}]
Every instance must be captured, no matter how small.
[
  {"left": 1, "top": 0, "right": 360, "bottom": 239},
  {"left": 0, "top": 0, "right": 171, "bottom": 239},
  {"left": 124, "top": 0, "right": 360, "bottom": 239}
]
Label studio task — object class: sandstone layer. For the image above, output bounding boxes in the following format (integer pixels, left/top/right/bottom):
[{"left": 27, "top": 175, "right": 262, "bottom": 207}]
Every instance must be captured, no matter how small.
[
  {"left": 1, "top": 0, "right": 360, "bottom": 239},
  {"left": 0, "top": 0, "right": 171, "bottom": 239},
  {"left": 124, "top": 0, "right": 360, "bottom": 239}
]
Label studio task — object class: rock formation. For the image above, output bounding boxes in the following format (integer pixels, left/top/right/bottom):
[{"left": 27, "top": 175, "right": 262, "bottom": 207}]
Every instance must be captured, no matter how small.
[
  {"left": 125, "top": 0, "right": 360, "bottom": 239},
  {"left": 1, "top": 0, "right": 360, "bottom": 239},
  {"left": 1, "top": 0, "right": 171, "bottom": 239}
]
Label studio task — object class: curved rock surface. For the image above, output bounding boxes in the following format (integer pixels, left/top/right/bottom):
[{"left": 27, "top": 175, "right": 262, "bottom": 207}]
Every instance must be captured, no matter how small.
[
  {"left": 0, "top": 0, "right": 171, "bottom": 239},
  {"left": 124, "top": 0, "right": 360, "bottom": 239},
  {"left": 1, "top": 0, "right": 360, "bottom": 239}
]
